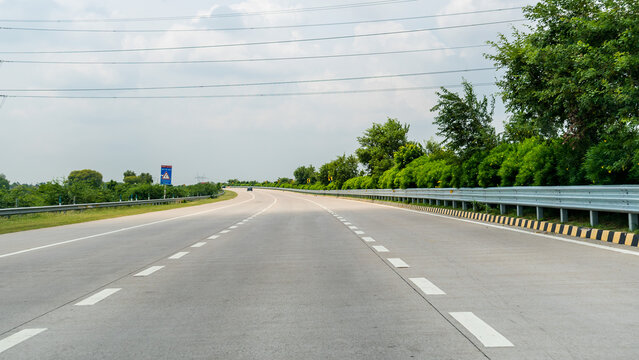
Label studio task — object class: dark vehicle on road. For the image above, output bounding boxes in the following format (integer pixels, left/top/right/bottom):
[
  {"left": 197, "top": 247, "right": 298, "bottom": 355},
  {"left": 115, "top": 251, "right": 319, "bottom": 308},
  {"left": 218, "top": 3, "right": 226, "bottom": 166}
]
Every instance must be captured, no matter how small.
[{"left": 247, "top": 187, "right": 253, "bottom": 191}]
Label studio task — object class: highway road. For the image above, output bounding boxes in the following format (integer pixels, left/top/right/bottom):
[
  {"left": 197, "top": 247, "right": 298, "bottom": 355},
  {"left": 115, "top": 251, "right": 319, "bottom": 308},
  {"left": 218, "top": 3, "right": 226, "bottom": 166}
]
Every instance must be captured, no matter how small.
[{"left": 1, "top": 188, "right": 639, "bottom": 359}]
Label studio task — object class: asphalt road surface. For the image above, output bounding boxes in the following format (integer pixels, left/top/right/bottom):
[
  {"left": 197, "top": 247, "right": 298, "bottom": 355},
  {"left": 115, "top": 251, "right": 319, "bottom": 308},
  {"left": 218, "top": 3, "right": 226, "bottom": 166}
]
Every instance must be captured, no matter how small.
[{"left": 1, "top": 188, "right": 639, "bottom": 359}]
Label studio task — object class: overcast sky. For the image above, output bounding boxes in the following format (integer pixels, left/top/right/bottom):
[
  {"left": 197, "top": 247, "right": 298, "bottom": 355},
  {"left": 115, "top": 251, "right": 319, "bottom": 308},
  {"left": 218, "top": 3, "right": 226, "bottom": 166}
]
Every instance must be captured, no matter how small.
[{"left": 0, "top": 0, "right": 536, "bottom": 185}]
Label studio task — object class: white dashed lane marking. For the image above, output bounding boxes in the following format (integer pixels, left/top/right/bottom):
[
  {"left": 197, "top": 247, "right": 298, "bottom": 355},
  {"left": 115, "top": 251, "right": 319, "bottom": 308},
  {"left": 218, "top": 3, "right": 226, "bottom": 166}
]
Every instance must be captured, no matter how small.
[
  {"left": 372, "top": 245, "right": 389, "bottom": 253},
  {"left": 362, "top": 237, "right": 376, "bottom": 242},
  {"left": 449, "top": 312, "right": 514, "bottom": 348},
  {"left": 0, "top": 328, "right": 47, "bottom": 354},
  {"left": 348, "top": 226, "right": 358, "bottom": 229},
  {"left": 220, "top": 230, "right": 230, "bottom": 234},
  {"left": 168, "top": 252, "right": 189, "bottom": 260},
  {"left": 75, "top": 288, "right": 121, "bottom": 306},
  {"left": 354, "top": 230, "right": 365, "bottom": 235},
  {"left": 134, "top": 266, "right": 165, "bottom": 277},
  {"left": 207, "top": 235, "right": 220, "bottom": 240},
  {"left": 387, "top": 258, "right": 410, "bottom": 268},
  {"left": 191, "top": 242, "right": 207, "bottom": 248},
  {"left": 229, "top": 226, "right": 238, "bottom": 229},
  {"left": 409, "top": 277, "right": 446, "bottom": 295}
]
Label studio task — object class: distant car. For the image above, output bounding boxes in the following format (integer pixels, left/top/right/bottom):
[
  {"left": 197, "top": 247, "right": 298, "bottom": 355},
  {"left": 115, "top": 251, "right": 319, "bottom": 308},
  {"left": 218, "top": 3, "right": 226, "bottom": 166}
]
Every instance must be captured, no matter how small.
[{"left": 247, "top": 187, "right": 253, "bottom": 191}]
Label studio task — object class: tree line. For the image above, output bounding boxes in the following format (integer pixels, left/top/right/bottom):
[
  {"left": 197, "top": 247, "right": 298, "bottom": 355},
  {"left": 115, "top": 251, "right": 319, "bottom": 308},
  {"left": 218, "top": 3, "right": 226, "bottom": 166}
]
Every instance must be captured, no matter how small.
[
  {"left": 236, "top": 0, "right": 639, "bottom": 190},
  {"left": 0, "top": 170, "right": 221, "bottom": 208}
]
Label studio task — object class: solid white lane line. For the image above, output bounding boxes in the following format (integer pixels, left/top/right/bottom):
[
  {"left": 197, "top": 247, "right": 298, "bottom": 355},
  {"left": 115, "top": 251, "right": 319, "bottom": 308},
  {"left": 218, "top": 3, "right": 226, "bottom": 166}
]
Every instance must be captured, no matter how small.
[
  {"left": 0, "top": 328, "right": 47, "bottom": 354},
  {"left": 348, "top": 226, "right": 358, "bottom": 229},
  {"left": 387, "top": 258, "right": 410, "bottom": 268},
  {"left": 372, "top": 245, "right": 389, "bottom": 252},
  {"left": 169, "top": 251, "right": 189, "bottom": 259},
  {"left": 409, "top": 277, "right": 446, "bottom": 295},
  {"left": 362, "top": 236, "right": 376, "bottom": 242},
  {"left": 366, "top": 200, "right": 639, "bottom": 258},
  {"left": 229, "top": 226, "right": 238, "bottom": 229},
  {"left": 220, "top": 230, "right": 230, "bottom": 234},
  {"left": 134, "top": 266, "right": 165, "bottom": 277},
  {"left": 449, "top": 312, "right": 514, "bottom": 347},
  {"left": 191, "top": 242, "right": 207, "bottom": 248},
  {"left": 354, "top": 230, "right": 365, "bottom": 235},
  {"left": 0, "top": 193, "right": 259, "bottom": 260},
  {"left": 207, "top": 235, "right": 220, "bottom": 240},
  {"left": 75, "top": 288, "right": 121, "bottom": 306}
]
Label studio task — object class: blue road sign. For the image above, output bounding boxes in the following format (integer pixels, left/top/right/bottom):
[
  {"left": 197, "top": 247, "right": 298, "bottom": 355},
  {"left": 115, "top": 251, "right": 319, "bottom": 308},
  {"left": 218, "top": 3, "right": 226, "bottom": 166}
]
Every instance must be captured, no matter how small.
[{"left": 160, "top": 165, "right": 172, "bottom": 185}]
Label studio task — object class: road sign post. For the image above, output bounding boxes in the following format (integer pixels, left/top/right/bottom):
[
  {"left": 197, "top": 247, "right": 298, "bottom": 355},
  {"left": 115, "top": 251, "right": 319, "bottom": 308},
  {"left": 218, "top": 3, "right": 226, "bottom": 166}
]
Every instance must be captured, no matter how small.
[{"left": 161, "top": 165, "right": 172, "bottom": 199}]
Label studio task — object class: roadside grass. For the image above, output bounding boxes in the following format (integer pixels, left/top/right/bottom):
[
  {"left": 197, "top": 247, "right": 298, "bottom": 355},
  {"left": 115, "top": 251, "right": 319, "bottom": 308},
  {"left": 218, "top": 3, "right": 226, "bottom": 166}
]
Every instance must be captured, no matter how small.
[{"left": 0, "top": 191, "right": 237, "bottom": 235}]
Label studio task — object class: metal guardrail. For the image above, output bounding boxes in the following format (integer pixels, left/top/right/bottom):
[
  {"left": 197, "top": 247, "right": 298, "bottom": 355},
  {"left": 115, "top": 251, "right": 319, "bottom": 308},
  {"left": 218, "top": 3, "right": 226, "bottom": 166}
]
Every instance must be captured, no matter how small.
[
  {"left": 0, "top": 192, "right": 222, "bottom": 217},
  {"left": 260, "top": 186, "right": 639, "bottom": 230}
]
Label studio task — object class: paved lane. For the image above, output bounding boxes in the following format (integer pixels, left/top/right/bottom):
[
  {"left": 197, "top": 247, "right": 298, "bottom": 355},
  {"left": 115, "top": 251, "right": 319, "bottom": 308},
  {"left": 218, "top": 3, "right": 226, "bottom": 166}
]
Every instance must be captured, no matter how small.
[
  {"left": 0, "top": 191, "right": 265, "bottom": 336},
  {"left": 2, "top": 188, "right": 639, "bottom": 359}
]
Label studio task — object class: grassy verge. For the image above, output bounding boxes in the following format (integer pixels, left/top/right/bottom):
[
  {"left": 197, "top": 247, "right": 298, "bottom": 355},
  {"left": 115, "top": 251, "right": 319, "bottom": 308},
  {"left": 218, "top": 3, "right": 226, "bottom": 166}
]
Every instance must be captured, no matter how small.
[{"left": 0, "top": 191, "right": 238, "bottom": 235}]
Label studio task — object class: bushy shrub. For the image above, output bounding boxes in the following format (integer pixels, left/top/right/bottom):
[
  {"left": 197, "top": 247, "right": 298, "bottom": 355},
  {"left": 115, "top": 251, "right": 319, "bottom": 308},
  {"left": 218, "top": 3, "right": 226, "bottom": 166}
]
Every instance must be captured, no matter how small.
[
  {"left": 378, "top": 167, "right": 400, "bottom": 189},
  {"left": 515, "top": 140, "right": 557, "bottom": 186},
  {"left": 477, "top": 143, "right": 513, "bottom": 187},
  {"left": 583, "top": 126, "right": 639, "bottom": 184},
  {"left": 458, "top": 151, "right": 487, "bottom": 187}
]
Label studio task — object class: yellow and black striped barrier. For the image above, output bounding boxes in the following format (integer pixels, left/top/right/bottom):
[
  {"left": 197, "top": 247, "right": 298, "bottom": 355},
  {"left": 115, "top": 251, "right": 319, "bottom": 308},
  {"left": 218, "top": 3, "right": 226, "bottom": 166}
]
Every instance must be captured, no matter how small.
[{"left": 363, "top": 199, "right": 639, "bottom": 247}]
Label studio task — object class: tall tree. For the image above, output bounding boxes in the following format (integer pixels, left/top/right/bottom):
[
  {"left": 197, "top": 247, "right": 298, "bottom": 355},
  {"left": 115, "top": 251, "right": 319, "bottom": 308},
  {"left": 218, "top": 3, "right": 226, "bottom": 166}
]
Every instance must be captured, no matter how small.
[
  {"left": 138, "top": 172, "right": 153, "bottom": 184},
  {"left": 487, "top": 0, "right": 639, "bottom": 146},
  {"left": 356, "top": 118, "right": 410, "bottom": 177},
  {"left": 430, "top": 81, "right": 496, "bottom": 160},
  {"left": 0, "top": 174, "right": 9, "bottom": 190},
  {"left": 67, "top": 169, "right": 103, "bottom": 188},
  {"left": 293, "top": 165, "right": 317, "bottom": 185}
]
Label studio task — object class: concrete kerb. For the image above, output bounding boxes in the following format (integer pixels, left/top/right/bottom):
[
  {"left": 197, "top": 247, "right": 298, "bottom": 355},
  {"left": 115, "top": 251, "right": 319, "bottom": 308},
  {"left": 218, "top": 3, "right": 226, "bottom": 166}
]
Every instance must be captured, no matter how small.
[{"left": 342, "top": 196, "right": 639, "bottom": 248}]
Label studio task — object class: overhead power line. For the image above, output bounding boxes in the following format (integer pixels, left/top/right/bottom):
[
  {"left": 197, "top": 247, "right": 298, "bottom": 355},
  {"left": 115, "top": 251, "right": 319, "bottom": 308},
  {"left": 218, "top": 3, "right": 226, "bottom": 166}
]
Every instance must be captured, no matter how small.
[
  {"left": 0, "top": 44, "right": 489, "bottom": 65},
  {"left": 0, "top": 19, "right": 526, "bottom": 54},
  {"left": 0, "top": 7, "right": 524, "bottom": 33},
  {"left": 0, "top": 83, "right": 498, "bottom": 99},
  {"left": 0, "top": 0, "right": 417, "bottom": 23},
  {"left": 0, "top": 67, "right": 496, "bottom": 92}
]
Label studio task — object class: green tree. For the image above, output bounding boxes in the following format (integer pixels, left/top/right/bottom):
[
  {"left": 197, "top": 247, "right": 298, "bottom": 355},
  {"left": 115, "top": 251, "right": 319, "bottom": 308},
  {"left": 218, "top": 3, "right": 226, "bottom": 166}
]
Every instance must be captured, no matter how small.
[
  {"left": 67, "top": 169, "right": 103, "bottom": 188},
  {"left": 318, "top": 154, "right": 359, "bottom": 188},
  {"left": 138, "top": 172, "right": 153, "bottom": 184},
  {"left": 0, "top": 174, "right": 9, "bottom": 190},
  {"left": 123, "top": 170, "right": 136, "bottom": 178},
  {"left": 488, "top": 0, "right": 639, "bottom": 146},
  {"left": 356, "top": 118, "right": 410, "bottom": 177},
  {"left": 430, "top": 81, "right": 497, "bottom": 160},
  {"left": 293, "top": 165, "right": 317, "bottom": 185},
  {"left": 393, "top": 142, "right": 424, "bottom": 169}
]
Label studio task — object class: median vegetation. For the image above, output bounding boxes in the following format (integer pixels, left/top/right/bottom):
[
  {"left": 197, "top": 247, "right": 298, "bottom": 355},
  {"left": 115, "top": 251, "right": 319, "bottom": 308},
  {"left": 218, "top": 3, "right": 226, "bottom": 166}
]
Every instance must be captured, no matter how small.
[
  {"left": 0, "top": 190, "right": 237, "bottom": 235},
  {"left": 0, "top": 169, "right": 222, "bottom": 209},
  {"left": 233, "top": 0, "right": 639, "bottom": 190}
]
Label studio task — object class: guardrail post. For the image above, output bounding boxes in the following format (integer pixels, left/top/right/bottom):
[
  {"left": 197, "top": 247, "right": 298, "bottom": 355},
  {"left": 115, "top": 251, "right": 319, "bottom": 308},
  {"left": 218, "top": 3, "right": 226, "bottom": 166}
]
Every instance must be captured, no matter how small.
[
  {"left": 452, "top": 200, "right": 457, "bottom": 208},
  {"left": 589, "top": 210, "right": 599, "bottom": 227},
  {"left": 500, "top": 204, "right": 506, "bottom": 215},
  {"left": 472, "top": 202, "right": 477, "bottom": 211},
  {"left": 628, "top": 213, "right": 637, "bottom": 231},
  {"left": 560, "top": 209, "right": 568, "bottom": 223},
  {"left": 436, "top": 199, "right": 440, "bottom": 206},
  {"left": 429, "top": 199, "right": 433, "bottom": 205},
  {"left": 516, "top": 205, "right": 523, "bottom": 217},
  {"left": 536, "top": 206, "right": 544, "bottom": 220},
  {"left": 462, "top": 202, "right": 467, "bottom": 210}
]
